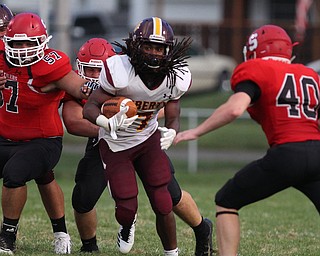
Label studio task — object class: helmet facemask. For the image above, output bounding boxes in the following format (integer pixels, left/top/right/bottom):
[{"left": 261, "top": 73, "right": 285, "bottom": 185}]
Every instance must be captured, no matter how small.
[
  {"left": 129, "top": 39, "right": 172, "bottom": 73},
  {"left": 76, "top": 59, "right": 103, "bottom": 82},
  {"left": 4, "top": 35, "right": 51, "bottom": 67}
]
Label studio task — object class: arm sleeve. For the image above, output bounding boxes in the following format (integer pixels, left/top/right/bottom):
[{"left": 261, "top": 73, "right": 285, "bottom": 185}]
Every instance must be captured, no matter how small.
[{"left": 234, "top": 80, "right": 261, "bottom": 103}]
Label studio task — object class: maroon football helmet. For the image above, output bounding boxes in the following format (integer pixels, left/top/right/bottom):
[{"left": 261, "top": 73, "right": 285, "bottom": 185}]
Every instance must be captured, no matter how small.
[
  {"left": 76, "top": 38, "right": 115, "bottom": 82},
  {"left": 4, "top": 12, "right": 51, "bottom": 67},
  {"left": 0, "top": 4, "right": 13, "bottom": 31},
  {"left": 129, "top": 17, "right": 175, "bottom": 70},
  {"left": 132, "top": 17, "right": 174, "bottom": 49},
  {"left": 243, "top": 24, "right": 293, "bottom": 61}
]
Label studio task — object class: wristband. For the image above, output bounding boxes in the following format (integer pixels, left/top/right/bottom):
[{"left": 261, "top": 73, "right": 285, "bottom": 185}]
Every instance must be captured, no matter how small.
[{"left": 96, "top": 115, "right": 110, "bottom": 131}]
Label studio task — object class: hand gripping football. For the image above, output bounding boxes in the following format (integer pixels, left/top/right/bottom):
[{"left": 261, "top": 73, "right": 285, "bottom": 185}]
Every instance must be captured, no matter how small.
[{"left": 101, "top": 96, "right": 137, "bottom": 118}]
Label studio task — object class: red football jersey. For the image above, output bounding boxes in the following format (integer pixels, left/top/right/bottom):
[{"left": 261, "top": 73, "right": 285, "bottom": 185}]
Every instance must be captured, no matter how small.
[
  {"left": 0, "top": 48, "right": 72, "bottom": 141},
  {"left": 231, "top": 58, "right": 320, "bottom": 146}
]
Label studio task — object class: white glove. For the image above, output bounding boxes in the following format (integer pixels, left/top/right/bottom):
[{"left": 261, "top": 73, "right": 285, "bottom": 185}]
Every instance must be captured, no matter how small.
[
  {"left": 158, "top": 127, "right": 177, "bottom": 150},
  {"left": 96, "top": 106, "right": 129, "bottom": 139},
  {"left": 119, "top": 115, "right": 139, "bottom": 130}
]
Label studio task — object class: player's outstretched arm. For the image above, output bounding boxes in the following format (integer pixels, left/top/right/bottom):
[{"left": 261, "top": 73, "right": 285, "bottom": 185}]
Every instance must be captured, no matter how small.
[
  {"left": 174, "top": 92, "right": 251, "bottom": 144},
  {"left": 44, "top": 70, "right": 92, "bottom": 98}
]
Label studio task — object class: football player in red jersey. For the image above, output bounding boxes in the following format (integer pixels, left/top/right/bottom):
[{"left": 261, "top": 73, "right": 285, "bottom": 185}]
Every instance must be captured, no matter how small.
[
  {"left": 0, "top": 4, "right": 75, "bottom": 255},
  {"left": 0, "top": 12, "right": 96, "bottom": 254},
  {"left": 174, "top": 24, "right": 320, "bottom": 256},
  {"left": 62, "top": 38, "right": 116, "bottom": 253},
  {"left": 63, "top": 37, "right": 213, "bottom": 255}
]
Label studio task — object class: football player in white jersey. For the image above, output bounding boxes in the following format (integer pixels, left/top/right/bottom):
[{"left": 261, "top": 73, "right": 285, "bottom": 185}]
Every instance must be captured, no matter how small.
[
  {"left": 67, "top": 34, "right": 213, "bottom": 254},
  {"left": 83, "top": 17, "right": 213, "bottom": 256}
]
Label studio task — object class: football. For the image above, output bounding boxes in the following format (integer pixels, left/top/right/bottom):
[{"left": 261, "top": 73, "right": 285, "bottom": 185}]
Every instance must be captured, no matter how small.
[{"left": 101, "top": 96, "right": 137, "bottom": 118}]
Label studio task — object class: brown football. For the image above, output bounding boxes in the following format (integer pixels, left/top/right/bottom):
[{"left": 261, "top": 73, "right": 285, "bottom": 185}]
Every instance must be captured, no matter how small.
[{"left": 101, "top": 96, "right": 137, "bottom": 118}]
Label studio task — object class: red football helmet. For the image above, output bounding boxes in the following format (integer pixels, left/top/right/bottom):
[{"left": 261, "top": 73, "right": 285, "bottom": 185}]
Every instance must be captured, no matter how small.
[
  {"left": 130, "top": 17, "right": 175, "bottom": 69},
  {"left": 76, "top": 38, "right": 115, "bottom": 82},
  {"left": 0, "top": 4, "right": 13, "bottom": 32},
  {"left": 243, "top": 24, "right": 293, "bottom": 61},
  {"left": 4, "top": 12, "right": 52, "bottom": 67}
]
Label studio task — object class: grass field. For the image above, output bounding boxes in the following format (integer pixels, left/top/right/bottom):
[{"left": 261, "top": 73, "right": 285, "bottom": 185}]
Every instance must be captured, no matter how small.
[
  {"left": 12, "top": 149, "right": 320, "bottom": 256},
  {"left": 8, "top": 92, "right": 320, "bottom": 255}
]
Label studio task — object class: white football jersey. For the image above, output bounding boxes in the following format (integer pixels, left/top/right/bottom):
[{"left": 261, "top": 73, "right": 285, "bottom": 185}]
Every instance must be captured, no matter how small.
[{"left": 98, "top": 54, "right": 191, "bottom": 152}]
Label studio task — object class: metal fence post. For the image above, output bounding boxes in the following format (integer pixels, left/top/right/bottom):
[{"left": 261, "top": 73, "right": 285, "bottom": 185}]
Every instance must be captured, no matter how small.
[{"left": 187, "top": 110, "right": 199, "bottom": 173}]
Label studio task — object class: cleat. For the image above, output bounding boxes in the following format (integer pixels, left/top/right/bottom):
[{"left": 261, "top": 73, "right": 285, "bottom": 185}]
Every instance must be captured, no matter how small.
[
  {"left": 54, "top": 232, "right": 71, "bottom": 254},
  {"left": 0, "top": 233, "right": 15, "bottom": 255},
  {"left": 195, "top": 218, "right": 213, "bottom": 256},
  {"left": 117, "top": 215, "right": 136, "bottom": 254}
]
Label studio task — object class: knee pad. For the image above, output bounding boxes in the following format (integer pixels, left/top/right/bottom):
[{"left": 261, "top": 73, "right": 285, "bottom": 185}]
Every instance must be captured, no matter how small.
[
  {"left": 167, "top": 177, "right": 182, "bottom": 207},
  {"left": 3, "top": 176, "right": 26, "bottom": 188},
  {"left": 35, "top": 170, "right": 55, "bottom": 185},
  {"left": 115, "top": 198, "right": 137, "bottom": 226},
  {"left": 72, "top": 184, "right": 96, "bottom": 213},
  {"left": 149, "top": 186, "right": 172, "bottom": 215}
]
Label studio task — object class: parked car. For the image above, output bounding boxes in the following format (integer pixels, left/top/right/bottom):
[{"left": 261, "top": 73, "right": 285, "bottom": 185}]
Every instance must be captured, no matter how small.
[
  {"left": 186, "top": 46, "right": 237, "bottom": 94},
  {"left": 50, "top": 12, "right": 128, "bottom": 65},
  {"left": 306, "top": 59, "right": 320, "bottom": 74}
]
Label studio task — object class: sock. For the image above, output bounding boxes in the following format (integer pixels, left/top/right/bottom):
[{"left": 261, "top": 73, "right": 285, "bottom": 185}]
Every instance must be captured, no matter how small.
[
  {"left": 192, "top": 217, "right": 209, "bottom": 240},
  {"left": 2, "top": 217, "right": 19, "bottom": 239},
  {"left": 51, "top": 216, "right": 67, "bottom": 233},
  {"left": 81, "top": 236, "right": 98, "bottom": 252},
  {"left": 164, "top": 248, "right": 179, "bottom": 256}
]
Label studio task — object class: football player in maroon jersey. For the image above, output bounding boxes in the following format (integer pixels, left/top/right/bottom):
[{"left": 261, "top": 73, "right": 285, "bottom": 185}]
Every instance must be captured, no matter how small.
[
  {"left": 175, "top": 24, "right": 320, "bottom": 256},
  {"left": 0, "top": 12, "right": 96, "bottom": 254},
  {"left": 63, "top": 37, "right": 213, "bottom": 255}
]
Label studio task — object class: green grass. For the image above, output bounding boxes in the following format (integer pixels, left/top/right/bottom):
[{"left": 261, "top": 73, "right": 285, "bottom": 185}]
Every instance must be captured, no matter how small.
[
  {"left": 8, "top": 92, "right": 317, "bottom": 255},
  {"left": 10, "top": 149, "right": 320, "bottom": 255}
]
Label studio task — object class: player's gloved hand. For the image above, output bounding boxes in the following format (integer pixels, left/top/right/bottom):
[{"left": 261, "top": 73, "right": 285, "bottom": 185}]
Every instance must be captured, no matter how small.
[
  {"left": 81, "top": 81, "right": 100, "bottom": 96},
  {"left": 158, "top": 127, "right": 177, "bottom": 150},
  {"left": 96, "top": 106, "right": 129, "bottom": 139},
  {"left": 119, "top": 115, "right": 139, "bottom": 130}
]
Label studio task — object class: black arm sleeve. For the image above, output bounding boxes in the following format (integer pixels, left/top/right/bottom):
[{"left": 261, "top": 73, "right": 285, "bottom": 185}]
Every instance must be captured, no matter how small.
[{"left": 234, "top": 80, "right": 261, "bottom": 103}]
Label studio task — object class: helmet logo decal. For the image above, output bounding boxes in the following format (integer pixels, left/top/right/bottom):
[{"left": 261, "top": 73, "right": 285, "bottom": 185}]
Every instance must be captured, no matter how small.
[{"left": 248, "top": 32, "right": 258, "bottom": 51}]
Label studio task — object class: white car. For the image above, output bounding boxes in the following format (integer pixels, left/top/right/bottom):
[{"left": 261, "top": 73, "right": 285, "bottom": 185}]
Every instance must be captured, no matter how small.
[
  {"left": 306, "top": 59, "right": 320, "bottom": 74},
  {"left": 186, "top": 46, "right": 237, "bottom": 94}
]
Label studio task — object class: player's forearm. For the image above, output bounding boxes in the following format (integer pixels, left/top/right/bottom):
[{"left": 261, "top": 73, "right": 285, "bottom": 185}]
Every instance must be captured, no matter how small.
[
  {"left": 82, "top": 103, "right": 102, "bottom": 125},
  {"left": 64, "top": 119, "right": 99, "bottom": 137}
]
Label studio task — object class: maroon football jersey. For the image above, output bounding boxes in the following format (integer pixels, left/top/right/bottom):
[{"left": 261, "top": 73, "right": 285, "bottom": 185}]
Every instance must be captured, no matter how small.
[
  {"left": 231, "top": 58, "right": 320, "bottom": 146},
  {"left": 0, "top": 48, "right": 72, "bottom": 141}
]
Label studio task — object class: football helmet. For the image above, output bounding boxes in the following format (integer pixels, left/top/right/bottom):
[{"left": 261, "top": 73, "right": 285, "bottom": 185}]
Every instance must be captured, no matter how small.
[
  {"left": 127, "top": 17, "right": 175, "bottom": 71},
  {"left": 243, "top": 24, "right": 293, "bottom": 61},
  {"left": 76, "top": 38, "right": 115, "bottom": 82},
  {"left": 4, "top": 12, "right": 52, "bottom": 67},
  {"left": 0, "top": 4, "right": 13, "bottom": 32}
]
